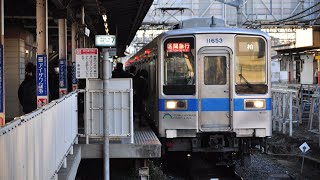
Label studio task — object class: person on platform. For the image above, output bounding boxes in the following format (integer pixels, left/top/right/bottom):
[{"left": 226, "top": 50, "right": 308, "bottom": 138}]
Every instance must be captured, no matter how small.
[
  {"left": 135, "top": 69, "right": 148, "bottom": 127},
  {"left": 112, "top": 62, "right": 132, "bottom": 78},
  {"left": 18, "top": 62, "right": 37, "bottom": 114}
]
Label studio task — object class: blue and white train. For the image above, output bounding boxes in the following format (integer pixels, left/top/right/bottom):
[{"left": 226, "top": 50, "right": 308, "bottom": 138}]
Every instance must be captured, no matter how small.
[{"left": 126, "top": 27, "right": 272, "bottom": 166}]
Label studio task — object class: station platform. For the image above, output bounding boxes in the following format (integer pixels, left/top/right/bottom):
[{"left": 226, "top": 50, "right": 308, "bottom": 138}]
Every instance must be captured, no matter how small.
[{"left": 79, "top": 127, "right": 161, "bottom": 159}]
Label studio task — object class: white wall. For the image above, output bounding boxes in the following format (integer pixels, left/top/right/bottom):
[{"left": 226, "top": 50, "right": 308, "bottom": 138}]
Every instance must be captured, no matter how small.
[
  {"left": 271, "top": 60, "right": 280, "bottom": 82},
  {"left": 300, "top": 54, "right": 315, "bottom": 84}
]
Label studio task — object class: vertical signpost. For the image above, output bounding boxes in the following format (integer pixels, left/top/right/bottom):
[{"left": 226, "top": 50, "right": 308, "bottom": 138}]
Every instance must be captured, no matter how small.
[
  {"left": 37, "top": 55, "right": 48, "bottom": 107},
  {"left": 0, "top": 45, "right": 4, "bottom": 125},
  {"left": 95, "top": 34, "right": 117, "bottom": 180},
  {"left": 36, "top": 0, "right": 48, "bottom": 108},
  {"left": 71, "top": 22, "right": 78, "bottom": 90},
  {"left": 0, "top": 0, "right": 5, "bottom": 126}
]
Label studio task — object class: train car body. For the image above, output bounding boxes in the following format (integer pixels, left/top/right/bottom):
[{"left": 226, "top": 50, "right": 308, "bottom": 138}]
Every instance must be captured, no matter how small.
[{"left": 126, "top": 27, "right": 271, "bottom": 165}]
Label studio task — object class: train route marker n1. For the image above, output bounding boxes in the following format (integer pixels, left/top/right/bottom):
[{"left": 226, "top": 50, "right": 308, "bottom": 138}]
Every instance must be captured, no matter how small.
[{"left": 299, "top": 142, "right": 310, "bottom": 153}]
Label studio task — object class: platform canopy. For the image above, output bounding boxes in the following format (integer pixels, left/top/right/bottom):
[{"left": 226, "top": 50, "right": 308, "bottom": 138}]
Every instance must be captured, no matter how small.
[{"left": 5, "top": 0, "right": 153, "bottom": 57}]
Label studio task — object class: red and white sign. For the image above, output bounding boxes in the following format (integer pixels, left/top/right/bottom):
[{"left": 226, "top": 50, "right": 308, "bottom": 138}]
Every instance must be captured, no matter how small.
[
  {"left": 0, "top": 115, "right": 4, "bottom": 126},
  {"left": 166, "top": 43, "right": 190, "bottom": 52},
  {"left": 59, "top": 89, "right": 67, "bottom": 96},
  {"left": 72, "top": 85, "right": 78, "bottom": 91},
  {"left": 37, "top": 97, "right": 48, "bottom": 108},
  {"left": 76, "top": 48, "right": 98, "bottom": 55},
  {"left": 75, "top": 48, "right": 99, "bottom": 79}
]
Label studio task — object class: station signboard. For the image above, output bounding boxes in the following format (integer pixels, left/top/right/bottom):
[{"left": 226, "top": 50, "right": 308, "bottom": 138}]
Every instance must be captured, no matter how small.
[
  {"left": 72, "top": 61, "right": 78, "bottom": 90},
  {"left": 36, "top": 55, "right": 48, "bottom": 108},
  {"left": 59, "top": 59, "right": 68, "bottom": 96},
  {"left": 95, "top": 35, "right": 116, "bottom": 47},
  {"left": 75, "top": 48, "right": 99, "bottom": 79}
]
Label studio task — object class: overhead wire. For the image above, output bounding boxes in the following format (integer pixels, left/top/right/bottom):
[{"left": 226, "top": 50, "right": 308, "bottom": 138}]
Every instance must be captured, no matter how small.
[
  {"left": 281, "top": 8, "right": 320, "bottom": 23},
  {"left": 272, "top": 2, "right": 320, "bottom": 24}
]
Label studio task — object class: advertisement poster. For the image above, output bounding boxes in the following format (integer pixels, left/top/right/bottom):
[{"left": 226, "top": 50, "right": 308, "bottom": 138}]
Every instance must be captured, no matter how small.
[
  {"left": 72, "top": 61, "right": 77, "bottom": 90},
  {"left": 59, "top": 59, "right": 68, "bottom": 96},
  {"left": 36, "top": 55, "right": 48, "bottom": 108}
]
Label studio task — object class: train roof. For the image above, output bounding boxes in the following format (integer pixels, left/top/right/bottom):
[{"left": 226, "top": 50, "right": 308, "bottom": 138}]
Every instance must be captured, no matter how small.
[
  {"left": 126, "top": 27, "right": 270, "bottom": 66},
  {"left": 159, "top": 27, "right": 270, "bottom": 39}
]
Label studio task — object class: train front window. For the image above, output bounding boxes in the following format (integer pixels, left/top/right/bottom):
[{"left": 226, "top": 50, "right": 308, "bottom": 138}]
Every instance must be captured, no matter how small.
[
  {"left": 235, "top": 36, "right": 267, "bottom": 94},
  {"left": 163, "top": 37, "right": 195, "bottom": 95}
]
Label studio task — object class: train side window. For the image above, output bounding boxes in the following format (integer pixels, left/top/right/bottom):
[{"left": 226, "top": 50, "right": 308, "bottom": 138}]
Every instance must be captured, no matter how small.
[{"left": 204, "top": 56, "right": 226, "bottom": 85}]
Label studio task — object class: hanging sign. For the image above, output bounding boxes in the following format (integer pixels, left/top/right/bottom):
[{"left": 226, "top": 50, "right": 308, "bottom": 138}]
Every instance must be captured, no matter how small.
[
  {"left": 59, "top": 59, "right": 68, "bottom": 97},
  {"left": 37, "top": 55, "right": 48, "bottom": 108},
  {"left": 95, "top": 35, "right": 116, "bottom": 47},
  {"left": 0, "top": 45, "right": 4, "bottom": 125}
]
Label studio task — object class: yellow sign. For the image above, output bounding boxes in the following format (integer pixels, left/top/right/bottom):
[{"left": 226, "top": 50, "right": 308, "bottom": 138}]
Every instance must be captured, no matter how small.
[{"left": 315, "top": 56, "right": 320, "bottom": 60}]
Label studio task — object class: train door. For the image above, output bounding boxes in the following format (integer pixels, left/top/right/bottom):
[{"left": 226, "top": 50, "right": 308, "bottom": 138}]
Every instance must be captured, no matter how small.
[{"left": 198, "top": 48, "right": 231, "bottom": 131}]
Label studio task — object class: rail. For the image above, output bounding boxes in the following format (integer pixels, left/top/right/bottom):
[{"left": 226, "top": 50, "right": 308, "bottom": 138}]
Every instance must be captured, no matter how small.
[{"left": 0, "top": 91, "right": 78, "bottom": 180}]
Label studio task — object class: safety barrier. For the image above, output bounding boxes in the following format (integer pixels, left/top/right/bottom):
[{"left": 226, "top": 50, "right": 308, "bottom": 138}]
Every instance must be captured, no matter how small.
[
  {"left": 0, "top": 91, "right": 78, "bottom": 180},
  {"left": 308, "top": 93, "right": 320, "bottom": 147},
  {"left": 81, "top": 78, "right": 133, "bottom": 144},
  {"left": 272, "top": 87, "right": 300, "bottom": 136}
]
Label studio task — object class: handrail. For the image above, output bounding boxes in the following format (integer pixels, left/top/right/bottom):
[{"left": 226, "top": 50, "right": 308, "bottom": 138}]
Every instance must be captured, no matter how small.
[{"left": 0, "top": 91, "right": 78, "bottom": 180}]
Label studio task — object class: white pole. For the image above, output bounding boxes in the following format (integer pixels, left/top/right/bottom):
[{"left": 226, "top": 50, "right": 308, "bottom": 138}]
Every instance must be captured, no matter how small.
[{"left": 103, "top": 51, "right": 111, "bottom": 180}]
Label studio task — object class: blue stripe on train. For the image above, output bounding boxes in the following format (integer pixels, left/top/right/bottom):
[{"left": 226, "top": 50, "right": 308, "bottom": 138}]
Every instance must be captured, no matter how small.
[{"left": 159, "top": 98, "right": 272, "bottom": 111}]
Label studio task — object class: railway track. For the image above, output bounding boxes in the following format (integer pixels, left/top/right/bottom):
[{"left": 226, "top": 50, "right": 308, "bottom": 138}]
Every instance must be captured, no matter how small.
[{"left": 163, "top": 152, "right": 243, "bottom": 180}]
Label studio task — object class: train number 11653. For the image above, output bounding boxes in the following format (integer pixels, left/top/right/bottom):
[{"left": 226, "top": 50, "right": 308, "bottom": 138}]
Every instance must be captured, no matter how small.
[{"left": 206, "top": 38, "right": 223, "bottom": 43}]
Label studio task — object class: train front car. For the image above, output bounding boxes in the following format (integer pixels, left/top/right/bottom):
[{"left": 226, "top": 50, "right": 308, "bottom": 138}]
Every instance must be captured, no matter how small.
[{"left": 158, "top": 28, "right": 271, "bottom": 166}]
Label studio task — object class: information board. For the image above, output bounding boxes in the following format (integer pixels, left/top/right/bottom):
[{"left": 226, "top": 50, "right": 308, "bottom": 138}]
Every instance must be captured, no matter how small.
[{"left": 75, "top": 48, "right": 99, "bottom": 79}]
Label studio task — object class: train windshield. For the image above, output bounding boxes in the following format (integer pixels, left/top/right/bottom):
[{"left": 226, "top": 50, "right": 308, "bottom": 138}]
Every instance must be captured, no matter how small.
[
  {"left": 163, "top": 37, "right": 195, "bottom": 95},
  {"left": 235, "top": 36, "right": 268, "bottom": 94}
]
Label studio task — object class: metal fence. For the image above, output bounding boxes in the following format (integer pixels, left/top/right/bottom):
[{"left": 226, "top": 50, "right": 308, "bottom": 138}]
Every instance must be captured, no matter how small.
[
  {"left": 272, "top": 87, "right": 300, "bottom": 136},
  {"left": 0, "top": 91, "right": 78, "bottom": 180},
  {"left": 82, "top": 78, "right": 133, "bottom": 144}
]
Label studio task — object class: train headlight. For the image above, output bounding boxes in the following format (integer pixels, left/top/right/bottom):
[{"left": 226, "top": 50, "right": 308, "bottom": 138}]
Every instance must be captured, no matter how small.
[
  {"left": 244, "top": 99, "right": 265, "bottom": 109},
  {"left": 165, "top": 100, "right": 188, "bottom": 110}
]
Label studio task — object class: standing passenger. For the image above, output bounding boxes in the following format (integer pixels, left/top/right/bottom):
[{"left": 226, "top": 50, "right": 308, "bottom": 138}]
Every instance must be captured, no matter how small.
[
  {"left": 135, "top": 69, "right": 148, "bottom": 127},
  {"left": 18, "top": 62, "right": 37, "bottom": 114},
  {"left": 129, "top": 66, "right": 136, "bottom": 79},
  {"left": 112, "top": 62, "right": 131, "bottom": 78}
]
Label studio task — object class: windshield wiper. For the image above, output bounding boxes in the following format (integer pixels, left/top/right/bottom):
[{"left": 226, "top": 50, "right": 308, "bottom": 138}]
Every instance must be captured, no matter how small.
[{"left": 238, "top": 73, "right": 253, "bottom": 88}]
